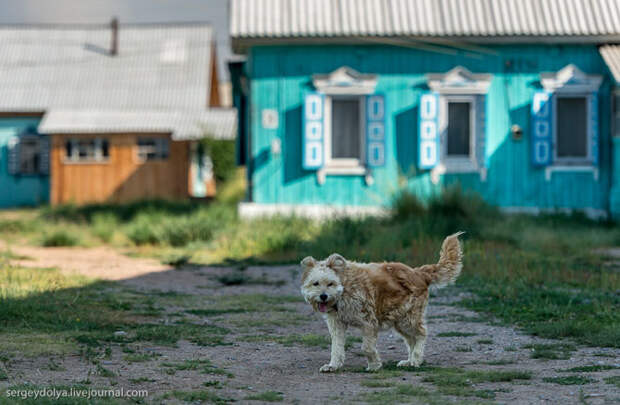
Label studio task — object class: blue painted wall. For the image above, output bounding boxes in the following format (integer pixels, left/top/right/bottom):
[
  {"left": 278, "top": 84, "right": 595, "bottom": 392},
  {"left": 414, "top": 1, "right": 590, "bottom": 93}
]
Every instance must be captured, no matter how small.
[
  {"left": 246, "top": 44, "right": 613, "bottom": 212},
  {"left": 0, "top": 117, "right": 49, "bottom": 208}
]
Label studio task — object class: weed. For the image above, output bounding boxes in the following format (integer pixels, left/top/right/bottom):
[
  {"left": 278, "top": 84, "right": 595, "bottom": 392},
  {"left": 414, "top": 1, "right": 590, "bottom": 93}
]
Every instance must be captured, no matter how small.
[
  {"left": 604, "top": 375, "right": 620, "bottom": 388},
  {"left": 161, "top": 359, "right": 234, "bottom": 378},
  {"left": 96, "top": 365, "right": 115, "bottom": 377},
  {"left": 437, "top": 332, "right": 477, "bottom": 337},
  {"left": 0, "top": 368, "right": 7, "bottom": 381},
  {"left": 39, "top": 229, "right": 80, "bottom": 247},
  {"left": 543, "top": 375, "right": 596, "bottom": 385},
  {"left": 421, "top": 367, "right": 531, "bottom": 398},
  {"left": 244, "top": 391, "right": 284, "bottom": 402},
  {"left": 123, "top": 353, "right": 159, "bottom": 363},
  {"left": 455, "top": 346, "right": 473, "bottom": 352},
  {"left": 239, "top": 334, "right": 361, "bottom": 350},
  {"left": 359, "top": 384, "right": 435, "bottom": 404},
  {"left": 476, "top": 339, "right": 493, "bottom": 344},
  {"left": 129, "top": 377, "right": 155, "bottom": 384},
  {"left": 484, "top": 359, "right": 515, "bottom": 365},
  {"left": 523, "top": 343, "right": 577, "bottom": 360},
  {"left": 360, "top": 379, "right": 396, "bottom": 388},
  {"left": 559, "top": 365, "right": 618, "bottom": 373},
  {"left": 204, "top": 380, "right": 223, "bottom": 389},
  {"left": 163, "top": 390, "right": 234, "bottom": 404}
]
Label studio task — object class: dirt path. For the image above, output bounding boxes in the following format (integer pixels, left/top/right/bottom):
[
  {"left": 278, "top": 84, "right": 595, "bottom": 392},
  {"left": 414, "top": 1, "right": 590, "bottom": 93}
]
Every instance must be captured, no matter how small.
[{"left": 1, "top": 246, "right": 619, "bottom": 404}]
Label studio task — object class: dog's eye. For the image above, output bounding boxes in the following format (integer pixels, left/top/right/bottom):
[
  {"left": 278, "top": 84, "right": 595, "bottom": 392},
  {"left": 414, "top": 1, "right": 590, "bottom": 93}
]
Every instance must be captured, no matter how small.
[
  {"left": 327, "top": 283, "right": 333, "bottom": 287},
  {"left": 313, "top": 282, "right": 319, "bottom": 286}
]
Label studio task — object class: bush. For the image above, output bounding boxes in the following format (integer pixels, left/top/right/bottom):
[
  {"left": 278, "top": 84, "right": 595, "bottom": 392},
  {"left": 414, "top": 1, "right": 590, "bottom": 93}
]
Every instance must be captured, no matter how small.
[
  {"left": 125, "top": 215, "right": 161, "bottom": 245},
  {"left": 200, "top": 138, "right": 236, "bottom": 183},
  {"left": 91, "top": 213, "right": 118, "bottom": 243},
  {"left": 40, "top": 229, "right": 79, "bottom": 247},
  {"left": 392, "top": 190, "right": 427, "bottom": 220}
]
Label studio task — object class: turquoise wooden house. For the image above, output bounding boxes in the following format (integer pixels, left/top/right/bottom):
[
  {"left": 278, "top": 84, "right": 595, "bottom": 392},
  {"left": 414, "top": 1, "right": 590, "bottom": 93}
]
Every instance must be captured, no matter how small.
[{"left": 230, "top": 0, "right": 620, "bottom": 219}]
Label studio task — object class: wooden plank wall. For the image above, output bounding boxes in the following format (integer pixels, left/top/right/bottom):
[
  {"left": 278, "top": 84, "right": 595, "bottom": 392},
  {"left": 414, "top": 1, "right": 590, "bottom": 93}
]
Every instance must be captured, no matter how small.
[{"left": 50, "top": 133, "right": 190, "bottom": 205}]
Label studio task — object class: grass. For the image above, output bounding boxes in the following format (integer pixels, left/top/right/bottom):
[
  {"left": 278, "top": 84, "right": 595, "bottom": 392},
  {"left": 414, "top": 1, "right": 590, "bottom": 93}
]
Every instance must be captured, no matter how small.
[
  {"left": 162, "top": 390, "right": 233, "bottom": 404},
  {"left": 419, "top": 366, "right": 532, "bottom": 399},
  {"left": 543, "top": 375, "right": 596, "bottom": 385},
  {"left": 436, "top": 332, "right": 477, "bottom": 337},
  {"left": 558, "top": 364, "right": 618, "bottom": 373},
  {"left": 604, "top": 375, "right": 620, "bottom": 388},
  {"left": 160, "top": 359, "right": 234, "bottom": 378},
  {"left": 239, "top": 333, "right": 362, "bottom": 350},
  {"left": 523, "top": 343, "right": 577, "bottom": 360},
  {"left": 244, "top": 391, "right": 284, "bottom": 402},
  {"left": 476, "top": 339, "right": 493, "bottom": 344}
]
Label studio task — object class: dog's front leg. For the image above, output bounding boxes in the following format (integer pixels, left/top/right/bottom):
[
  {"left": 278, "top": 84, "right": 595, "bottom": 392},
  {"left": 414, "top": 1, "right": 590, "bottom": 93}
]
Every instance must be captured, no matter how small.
[
  {"left": 320, "top": 314, "right": 346, "bottom": 373},
  {"left": 362, "top": 328, "right": 382, "bottom": 371}
]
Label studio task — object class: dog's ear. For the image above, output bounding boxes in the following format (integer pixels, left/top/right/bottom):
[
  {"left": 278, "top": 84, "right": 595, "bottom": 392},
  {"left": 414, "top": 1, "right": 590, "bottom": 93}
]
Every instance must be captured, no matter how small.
[
  {"left": 326, "top": 253, "right": 347, "bottom": 272},
  {"left": 300, "top": 256, "right": 317, "bottom": 282}
]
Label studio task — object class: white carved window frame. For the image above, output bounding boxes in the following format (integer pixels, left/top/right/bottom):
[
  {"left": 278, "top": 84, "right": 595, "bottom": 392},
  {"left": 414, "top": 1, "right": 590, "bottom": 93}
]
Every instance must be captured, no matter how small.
[
  {"left": 540, "top": 64, "right": 602, "bottom": 181},
  {"left": 426, "top": 66, "right": 492, "bottom": 183},
  {"left": 312, "top": 67, "right": 378, "bottom": 185}
]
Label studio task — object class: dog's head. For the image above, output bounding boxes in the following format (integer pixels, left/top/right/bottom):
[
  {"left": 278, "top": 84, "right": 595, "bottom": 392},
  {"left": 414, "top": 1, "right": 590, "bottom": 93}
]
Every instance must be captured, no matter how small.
[{"left": 299, "top": 253, "right": 346, "bottom": 313}]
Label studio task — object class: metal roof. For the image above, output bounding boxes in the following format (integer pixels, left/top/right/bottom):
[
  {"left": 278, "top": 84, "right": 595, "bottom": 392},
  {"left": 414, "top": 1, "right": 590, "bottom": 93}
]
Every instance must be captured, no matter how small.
[
  {"left": 600, "top": 45, "right": 620, "bottom": 84},
  {"left": 0, "top": 23, "right": 214, "bottom": 111},
  {"left": 39, "top": 108, "right": 237, "bottom": 141},
  {"left": 231, "top": 0, "right": 620, "bottom": 48}
]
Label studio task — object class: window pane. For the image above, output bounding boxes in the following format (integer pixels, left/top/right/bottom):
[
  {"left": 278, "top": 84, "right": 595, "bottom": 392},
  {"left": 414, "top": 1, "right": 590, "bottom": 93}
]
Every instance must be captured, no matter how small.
[
  {"left": 19, "top": 138, "right": 39, "bottom": 174},
  {"left": 557, "top": 97, "right": 587, "bottom": 158},
  {"left": 331, "top": 99, "right": 360, "bottom": 159},
  {"left": 447, "top": 102, "right": 470, "bottom": 156}
]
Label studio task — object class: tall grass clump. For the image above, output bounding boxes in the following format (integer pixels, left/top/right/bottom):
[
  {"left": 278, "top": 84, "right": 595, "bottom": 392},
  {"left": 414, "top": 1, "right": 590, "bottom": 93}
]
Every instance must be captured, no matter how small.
[
  {"left": 39, "top": 228, "right": 80, "bottom": 247},
  {"left": 91, "top": 213, "right": 118, "bottom": 243}
]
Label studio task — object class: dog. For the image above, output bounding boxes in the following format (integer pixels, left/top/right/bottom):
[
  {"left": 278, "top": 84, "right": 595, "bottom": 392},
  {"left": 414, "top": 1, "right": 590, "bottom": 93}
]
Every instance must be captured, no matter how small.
[{"left": 300, "top": 232, "right": 463, "bottom": 372}]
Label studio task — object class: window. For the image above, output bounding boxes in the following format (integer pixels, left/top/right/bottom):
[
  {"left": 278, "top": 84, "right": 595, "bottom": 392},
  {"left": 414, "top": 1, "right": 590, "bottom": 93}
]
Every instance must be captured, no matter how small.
[
  {"left": 439, "top": 95, "right": 478, "bottom": 171},
  {"left": 556, "top": 96, "right": 588, "bottom": 161},
  {"left": 19, "top": 136, "right": 40, "bottom": 174},
  {"left": 446, "top": 101, "right": 472, "bottom": 157},
  {"left": 330, "top": 98, "right": 361, "bottom": 162},
  {"left": 137, "top": 138, "right": 169, "bottom": 161},
  {"left": 65, "top": 138, "right": 109, "bottom": 162}
]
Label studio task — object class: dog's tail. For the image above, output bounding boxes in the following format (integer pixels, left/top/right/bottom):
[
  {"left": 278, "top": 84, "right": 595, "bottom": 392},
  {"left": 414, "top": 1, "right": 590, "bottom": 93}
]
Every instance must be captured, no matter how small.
[{"left": 421, "top": 232, "right": 464, "bottom": 288}]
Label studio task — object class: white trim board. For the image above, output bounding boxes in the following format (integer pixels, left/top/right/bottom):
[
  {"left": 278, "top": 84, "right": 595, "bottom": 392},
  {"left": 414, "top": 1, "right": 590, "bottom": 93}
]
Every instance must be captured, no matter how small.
[
  {"left": 239, "top": 203, "right": 607, "bottom": 220},
  {"left": 238, "top": 202, "right": 389, "bottom": 219}
]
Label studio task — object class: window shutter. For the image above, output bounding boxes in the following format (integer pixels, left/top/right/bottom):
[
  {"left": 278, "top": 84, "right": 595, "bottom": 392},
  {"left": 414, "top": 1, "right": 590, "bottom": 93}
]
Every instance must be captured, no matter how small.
[
  {"left": 418, "top": 92, "right": 440, "bottom": 169},
  {"left": 475, "top": 95, "right": 486, "bottom": 168},
  {"left": 303, "top": 92, "right": 325, "bottom": 170},
  {"left": 531, "top": 91, "right": 553, "bottom": 167},
  {"left": 7, "top": 136, "right": 20, "bottom": 175},
  {"left": 366, "top": 94, "right": 386, "bottom": 168},
  {"left": 38, "top": 136, "right": 50, "bottom": 175},
  {"left": 590, "top": 92, "right": 599, "bottom": 166}
]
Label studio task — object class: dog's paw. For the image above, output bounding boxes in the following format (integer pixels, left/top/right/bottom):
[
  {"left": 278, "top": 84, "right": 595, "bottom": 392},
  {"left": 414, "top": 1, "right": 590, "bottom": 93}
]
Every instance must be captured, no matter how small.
[
  {"left": 319, "top": 364, "right": 339, "bottom": 373},
  {"left": 397, "top": 360, "right": 416, "bottom": 368},
  {"left": 365, "top": 362, "right": 382, "bottom": 372}
]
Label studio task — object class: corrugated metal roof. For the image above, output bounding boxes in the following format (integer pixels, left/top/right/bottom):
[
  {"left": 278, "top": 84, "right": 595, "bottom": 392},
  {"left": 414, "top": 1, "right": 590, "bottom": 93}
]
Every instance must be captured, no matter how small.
[
  {"left": 231, "top": 0, "right": 620, "bottom": 45},
  {"left": 0, "top": 23, "right": 214, "bottom": 111},
  {"left": 39, "top": 108, "right": 237, "bottom": 141},
  {"left": 600, "top": 45, "right": 620, "bottom": 83}
]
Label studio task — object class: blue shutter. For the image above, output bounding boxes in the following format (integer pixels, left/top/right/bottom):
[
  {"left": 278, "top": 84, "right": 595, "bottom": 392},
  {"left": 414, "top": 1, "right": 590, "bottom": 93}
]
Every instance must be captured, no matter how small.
[
  {"left": 366, "top": 94, "right": 386, "bottom": 168},
  {"left": 475, "top": 95, "right": 486, "bottom": 168},
  {"left": 38, "top": 135, "right": 50, "bottom": 175},
  {"left": 7, "top": 135, "right": 20, "bottom": 175},
  {"left": 418, "top": 92, "right": 440, "bottom": 170},
  {"left": 531, "top": 91, "right": 553, "bottom": 167},
  {"left": 590, "top": 92, "right": 599, "bottom": 166},
  {"left": 303, "top": 92, "right": 324, "bottom": 170}
]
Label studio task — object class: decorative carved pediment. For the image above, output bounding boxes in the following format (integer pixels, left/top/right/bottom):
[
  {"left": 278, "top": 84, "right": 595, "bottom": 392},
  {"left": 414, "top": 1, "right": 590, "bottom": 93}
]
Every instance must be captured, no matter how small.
[
  {"left": 540, "top": 64, "right": 602, "bottom": 92},
  {"left": 312, "top": 66, "right": 378, "bottom": 95},
  {"left": 427, "top": 66, "right": 492, "bottom": 94}
]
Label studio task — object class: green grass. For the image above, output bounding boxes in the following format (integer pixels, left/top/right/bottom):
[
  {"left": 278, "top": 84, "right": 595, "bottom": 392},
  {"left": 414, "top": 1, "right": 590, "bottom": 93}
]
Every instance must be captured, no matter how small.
[
  {"left": 358, "top": 384, "right": 434, "bottom": 404},
  {"left": 420, "top": 367, "right": 532, "bottom": 399},
  {"left": 162, "top": 390, "right": 234, "bottom": 404},
  {"left": 476, "top": 339, "right": 493, "bottom": 344},
  {"left": 523, "top": 343, "right": 577, "bottom": 360},
  {"left": 244, "top": 391, "right": 284, "bottom": 402},
  {"left": 604, "top": 375, "right": 620, "bottom": 388},
  {"left": 39, "top": 228, "right": 81, "bottom": 247},
  {"left": 437, "top": 332, "right": 477, "bottom": 337},
  {"left": 543, "top": 375, "right": 596, "bottom": 385},
  {"left": 360, "top": 379, "right": 396, "bottom": 388},
  {"left": 559, "top": 364, "right": 618, "bottom": 373},
  {"left": 239, "top": 333, "right": 362, "bottom": 350},
  {"left": 160, "top": 359, "right": 234, "bottom": 378}
]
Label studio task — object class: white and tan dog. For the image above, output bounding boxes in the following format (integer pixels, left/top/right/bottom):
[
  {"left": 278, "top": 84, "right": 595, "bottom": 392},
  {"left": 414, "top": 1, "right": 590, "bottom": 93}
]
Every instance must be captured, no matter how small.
[{"left": 300, "top": 232, "right": 463, "bottom": 372}]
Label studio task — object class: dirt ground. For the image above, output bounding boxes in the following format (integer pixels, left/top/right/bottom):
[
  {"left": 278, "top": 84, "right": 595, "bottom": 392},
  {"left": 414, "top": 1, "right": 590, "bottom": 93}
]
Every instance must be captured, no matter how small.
[{"left": 1, "top": 244, "right": 619, "bottom": 404}]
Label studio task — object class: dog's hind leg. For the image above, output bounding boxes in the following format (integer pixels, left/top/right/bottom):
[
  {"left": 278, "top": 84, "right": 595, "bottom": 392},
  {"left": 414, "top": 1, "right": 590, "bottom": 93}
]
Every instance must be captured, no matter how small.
[
  {"left": 361, "top": 327, "right": 382, "bottom": 371},
  {"left": 320, "top": 314, "right": 346, "bottom": 372},
  {"left": 395, "top": 320, "right": 427, "bottom": 367}
]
